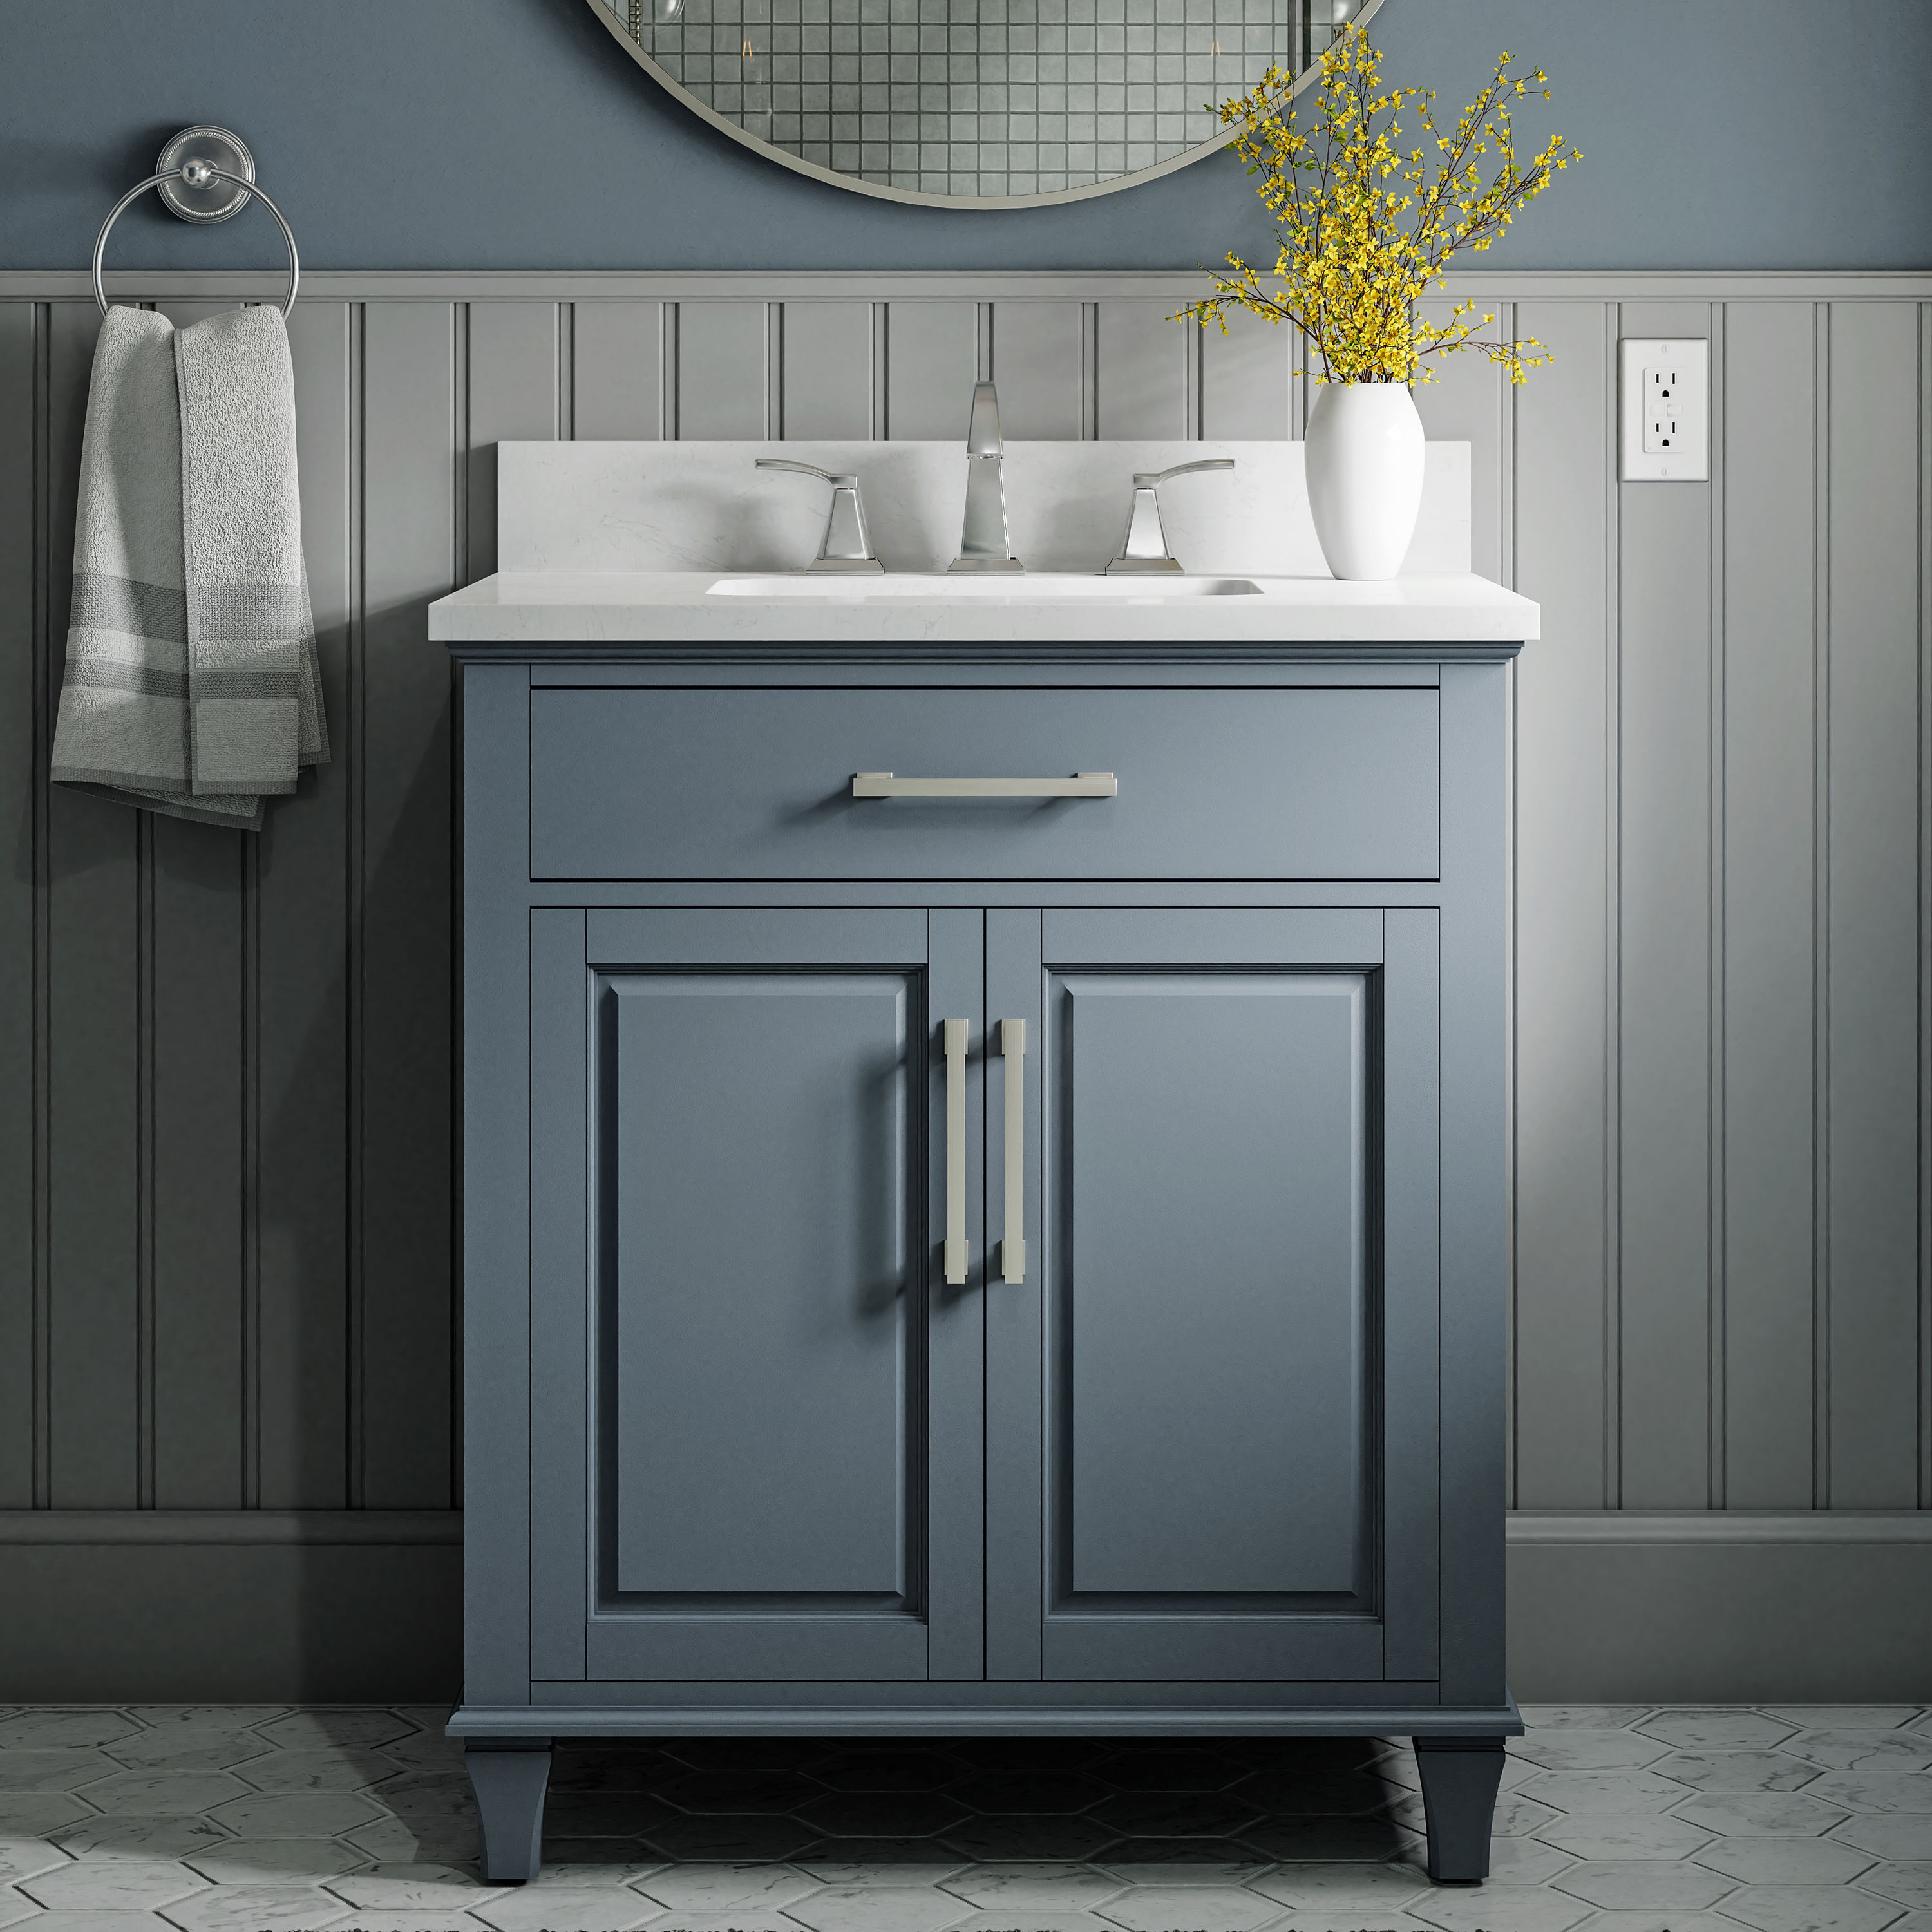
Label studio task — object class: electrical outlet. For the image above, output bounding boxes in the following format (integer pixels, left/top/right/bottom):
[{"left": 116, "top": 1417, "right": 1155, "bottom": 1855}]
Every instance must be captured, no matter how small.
[
  {"left": 1643, "top": 365, "right": 1685, "bottom": 453},
  {"left": 1622, "top": 337, "right": 1708, "bottom": 480}
]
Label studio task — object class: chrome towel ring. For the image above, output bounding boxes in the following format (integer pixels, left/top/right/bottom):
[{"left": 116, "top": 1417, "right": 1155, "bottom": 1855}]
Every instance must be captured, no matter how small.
[{"left": 92, "top": 126, "right": 299, "bottom": 318}]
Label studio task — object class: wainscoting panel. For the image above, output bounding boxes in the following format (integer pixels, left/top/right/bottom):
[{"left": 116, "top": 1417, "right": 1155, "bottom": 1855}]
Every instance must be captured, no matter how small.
[
  {"left": 150, "top": 303, "right": 254, "bottom": 1513},
  {"left": 990, "top": 300, "right": 1084, "bottom": 440},
  {"left": 1199, "top": 308, "right": 1299, "bottom": 446},
  {"left": 0, "top": 299, "right": 33, "bottom": 1515},
  {"left": 1719, "top": 299, "right": 1821, "bottom": 1512},
  {"left": 781, "top": 299, "right": 875, "bottom": 441},
  {"left": 0, "top": 269, "right": 1926, "bottom": 1699},
  {"left": 468, "top": 301, "right": 564, "bottom": 583},
  {"left": 1826, "top": 299, "right": 1925, "bottom": 1511},
  {"left": 1096, "top": 299, "right": 1189, "bottom": 439},
  {"left": 44, "top": 298, "right": 135, "bottom": 1518},
  {"left": 358, "top": 301, "right": 459, "bottom": 1515},
  {"left": 1617, "top": 298, "right": 1719, "bottom": 1513},
  {"left": 264, "top": 295, "right": 353, "bottom": 1513},
  {"left": 884, "top": 299, "right": 978, "bottom": 439},
  {"left": 573, "top": 299, "right": 664, "bottom": 442},
  {"left": 676, "top": 301, "right": 771, "bottom": 441},
  {"left": 1500, "top": 296, "right": 1616, "bottom": 1515}
]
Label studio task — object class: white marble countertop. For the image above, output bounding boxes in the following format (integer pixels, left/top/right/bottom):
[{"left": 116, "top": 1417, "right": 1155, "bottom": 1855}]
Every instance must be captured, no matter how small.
[{"left": 430, "top": 570, "right": 1541, "bottom": 646}]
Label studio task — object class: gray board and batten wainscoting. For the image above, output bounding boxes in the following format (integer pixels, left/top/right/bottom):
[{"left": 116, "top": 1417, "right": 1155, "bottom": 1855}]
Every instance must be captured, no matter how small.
[{"left": 0, "top": 266, "right": 1928, "bottom": 1703}]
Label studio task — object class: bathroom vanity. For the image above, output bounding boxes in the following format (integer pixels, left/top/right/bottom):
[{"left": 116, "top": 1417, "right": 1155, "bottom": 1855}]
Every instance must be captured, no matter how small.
[{"left": 434, "top": 438, "right": 1537, "bottom": 1888}]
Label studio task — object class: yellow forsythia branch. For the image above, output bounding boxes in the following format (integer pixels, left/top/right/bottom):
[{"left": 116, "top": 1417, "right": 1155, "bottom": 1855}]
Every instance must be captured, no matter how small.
[{"left": 1177, "top": 23, "right": 1580, "bottom": 384}]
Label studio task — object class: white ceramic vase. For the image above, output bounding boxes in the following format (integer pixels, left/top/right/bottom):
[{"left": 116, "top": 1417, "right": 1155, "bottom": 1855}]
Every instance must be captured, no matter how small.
[{"left": 1304, "top": 381, "right": 1425, "bottom": 580}]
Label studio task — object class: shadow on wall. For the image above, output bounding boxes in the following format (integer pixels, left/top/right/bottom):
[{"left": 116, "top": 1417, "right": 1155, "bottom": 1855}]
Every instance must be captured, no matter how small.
[
  {"left": 5, "top": 433, "right": 462, "bottom": 1698},
  {"left": 279, "top": 582, "right": 462, "bottom": 1703}
]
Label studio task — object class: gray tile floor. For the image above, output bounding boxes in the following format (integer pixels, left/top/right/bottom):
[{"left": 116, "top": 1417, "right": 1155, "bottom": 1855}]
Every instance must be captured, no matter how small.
[{"left": 2, "top": 1705, "right": 1931, "bottom": 1932}]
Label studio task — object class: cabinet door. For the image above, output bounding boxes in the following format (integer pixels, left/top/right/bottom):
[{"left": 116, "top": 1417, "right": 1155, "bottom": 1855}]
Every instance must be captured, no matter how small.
[
  {"left": 529, "top": 907, "right": 986, "bottom": 1682},
  {"left": 985, "top": 908, "right": 1441, "bottom": 1683}
]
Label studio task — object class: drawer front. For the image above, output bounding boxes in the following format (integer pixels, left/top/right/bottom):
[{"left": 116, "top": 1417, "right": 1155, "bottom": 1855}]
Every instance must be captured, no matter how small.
[{"left": 528, "top": 686, "right": 1439, "bottom": 880}]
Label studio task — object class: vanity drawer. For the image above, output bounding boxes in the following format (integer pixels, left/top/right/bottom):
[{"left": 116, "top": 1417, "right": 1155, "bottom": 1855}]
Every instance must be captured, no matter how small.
[{"left": 527, "top": 685, "right": 1439, "bottom": 880}]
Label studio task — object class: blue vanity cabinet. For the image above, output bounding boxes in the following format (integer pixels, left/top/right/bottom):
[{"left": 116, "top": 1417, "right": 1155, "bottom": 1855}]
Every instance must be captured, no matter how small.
[{"left": 450, "top": 647, "right": 1522, "bottom": 1889}]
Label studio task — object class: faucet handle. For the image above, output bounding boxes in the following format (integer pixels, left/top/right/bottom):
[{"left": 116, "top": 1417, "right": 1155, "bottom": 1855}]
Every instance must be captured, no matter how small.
[
  {"left": 754, "top": 457, "right": 884, "bottom": 573},
  {"left": 1105, "top": 457, "right": 1236, "bottom": 575},
  {"left": 1136, "top": 458, "right": 1236, "bottom": 488},
  {"left": 756, "top": 457, "right": 855, "bottom": 486}
]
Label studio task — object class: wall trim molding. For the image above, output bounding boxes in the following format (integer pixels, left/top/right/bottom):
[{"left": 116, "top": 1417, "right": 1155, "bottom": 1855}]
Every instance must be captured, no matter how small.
[
  {"left": 3, "top": 269, "right": 1931, "bottom": 305},
  {"left": 5, "top": 1509, "right": 1923, "bottom": 1548},
  {"left": 0, "top": 1510, "right": 464, "bottom": 1546},
  {"left": 1508, "top": 1511, "right": 1932, "bottom": 1544},
  {"left": 8, "top": 1509, "right": 1924, "bottom": 1548}
]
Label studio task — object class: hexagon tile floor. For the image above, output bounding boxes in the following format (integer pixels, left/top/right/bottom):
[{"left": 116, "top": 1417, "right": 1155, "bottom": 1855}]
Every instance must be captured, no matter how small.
[{"left": 2, "top": 1707, "right": 1932, "bottom": 1932}]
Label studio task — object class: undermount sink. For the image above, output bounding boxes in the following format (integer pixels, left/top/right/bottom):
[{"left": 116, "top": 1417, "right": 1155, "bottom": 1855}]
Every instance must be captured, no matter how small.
[{"left": 706, "top": 573, "right": 1265, "bottom": 600}]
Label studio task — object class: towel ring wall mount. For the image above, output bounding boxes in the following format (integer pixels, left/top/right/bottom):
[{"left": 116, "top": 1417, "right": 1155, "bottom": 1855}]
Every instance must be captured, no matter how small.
[{"left": 93, "top": 126, "right": 299, "bottom": 318}]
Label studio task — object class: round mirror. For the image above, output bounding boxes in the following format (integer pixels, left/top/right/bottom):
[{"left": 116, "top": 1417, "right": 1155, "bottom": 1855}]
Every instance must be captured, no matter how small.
[{"left": 587, "top": 0, "right": 1381, "bottom": 208}]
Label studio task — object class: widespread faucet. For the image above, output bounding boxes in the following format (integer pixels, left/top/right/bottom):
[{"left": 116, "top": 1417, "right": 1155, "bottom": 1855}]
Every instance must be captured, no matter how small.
[
  {"left": 1104, "top": 459, "right": 1235, "bottom": 574},
  {"left": 753, "top": 459, "right": 885, "bottom": 573},
  {"left": 947, "top": 382, "right": 1023, "bottom": 574}
]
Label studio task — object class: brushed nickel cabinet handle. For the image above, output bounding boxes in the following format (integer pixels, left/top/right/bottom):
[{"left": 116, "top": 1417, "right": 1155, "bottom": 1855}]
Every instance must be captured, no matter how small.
[
  {"left": 943, "top": 1018, "right": 969, "bottom": 1285},
  {"left": 1000, "top": 1018, "right": 1027, "bottom": 1285},
  {"left": 855, "top": 772, "right": 1117, "bottom": 798}
]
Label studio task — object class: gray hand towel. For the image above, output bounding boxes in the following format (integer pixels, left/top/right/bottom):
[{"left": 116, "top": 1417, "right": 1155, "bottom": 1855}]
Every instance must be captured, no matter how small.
[{"left": 50, "top": 303, "right": 329, "bottom": 830}]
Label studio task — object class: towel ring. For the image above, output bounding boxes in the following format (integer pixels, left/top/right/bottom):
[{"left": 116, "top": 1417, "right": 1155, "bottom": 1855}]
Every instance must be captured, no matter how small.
[{"left": 92, "top": 129, "right": 299, "bottom": 319}]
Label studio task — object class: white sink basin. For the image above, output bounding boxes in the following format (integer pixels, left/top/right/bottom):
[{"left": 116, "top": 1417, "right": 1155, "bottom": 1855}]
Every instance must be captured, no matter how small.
[{"left": 706, "top": 573, "right": 1265, "bottom": 600}]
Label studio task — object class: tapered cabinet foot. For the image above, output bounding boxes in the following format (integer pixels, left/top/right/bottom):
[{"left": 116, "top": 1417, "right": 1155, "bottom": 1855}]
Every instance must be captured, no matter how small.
[
  {"left": 1413, "top": 1735, "right": 1506, "bottom": 1884},
  {"left": 467, "top": 1739, "right": 553, "bottom": 1882}
]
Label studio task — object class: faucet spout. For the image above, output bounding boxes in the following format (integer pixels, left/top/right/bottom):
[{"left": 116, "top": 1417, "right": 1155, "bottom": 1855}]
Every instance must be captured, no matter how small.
[{"left": 949, "top": 381, "right": 1024, "bottom": 574}]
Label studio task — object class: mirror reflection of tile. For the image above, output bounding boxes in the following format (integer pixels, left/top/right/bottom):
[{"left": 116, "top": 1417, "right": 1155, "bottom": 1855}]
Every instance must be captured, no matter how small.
[{"left": 603, "top": 0, "right": 1361, "bottom": 196}]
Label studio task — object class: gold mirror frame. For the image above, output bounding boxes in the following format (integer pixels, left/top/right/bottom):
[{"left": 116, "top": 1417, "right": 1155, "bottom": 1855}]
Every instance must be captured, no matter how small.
[{"left": 585, "top": 0, "right": 1383, "bottom": 210}]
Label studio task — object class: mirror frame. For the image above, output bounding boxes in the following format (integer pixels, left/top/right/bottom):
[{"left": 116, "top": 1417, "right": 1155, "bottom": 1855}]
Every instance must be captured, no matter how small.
[{"left": 585, "top": 0, "right": 1385, "bottom": 210}]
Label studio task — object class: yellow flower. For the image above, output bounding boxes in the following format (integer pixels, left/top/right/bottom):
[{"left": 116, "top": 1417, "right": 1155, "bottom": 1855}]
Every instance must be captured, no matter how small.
[{"left": 1177, "top": 24, "right": 1578, "bottom": 384}]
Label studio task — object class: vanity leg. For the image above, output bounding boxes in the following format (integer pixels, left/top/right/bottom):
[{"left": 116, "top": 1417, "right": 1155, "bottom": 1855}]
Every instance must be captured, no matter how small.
[
  {"left": 1412, "top": 1736, "right": 1506, "bottom": 1884},
  {"left": 466, "top": 1738, "right": 553, "bottom": 1882}
]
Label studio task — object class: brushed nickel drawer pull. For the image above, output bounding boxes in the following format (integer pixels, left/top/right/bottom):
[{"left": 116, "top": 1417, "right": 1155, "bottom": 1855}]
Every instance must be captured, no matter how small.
[
  {"left": 943, "top": 1018, "right": 969, "bottom": 1286},
  {"left": 1000, "top": 1018, "right": 1027, "bottom": 1285},
  {"left": 854, "top": 772, "right": 1117, "bottom": 798}
]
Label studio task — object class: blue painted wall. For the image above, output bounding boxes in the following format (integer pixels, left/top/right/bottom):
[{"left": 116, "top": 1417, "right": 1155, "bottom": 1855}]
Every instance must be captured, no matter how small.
[{"left": 3, "top": 0, "right": 1929, "bottom": 273}]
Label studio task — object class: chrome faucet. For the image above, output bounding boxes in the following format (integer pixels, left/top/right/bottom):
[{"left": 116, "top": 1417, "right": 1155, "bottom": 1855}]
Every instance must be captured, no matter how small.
[
  {"left": 1103, "top": 459, "right": 1235, "bottom": 574},
  {"left": 754, "top": 458, "right": 884, "bottom": 573},
  {"left": 948, "top": 383, "right": 1023, "bottom": 574}
]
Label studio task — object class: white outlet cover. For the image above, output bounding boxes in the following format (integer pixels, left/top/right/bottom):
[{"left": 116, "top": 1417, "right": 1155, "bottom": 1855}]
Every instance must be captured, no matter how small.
[{"left": 1621, "top": 337, "right": 1709, "bottom": 481}]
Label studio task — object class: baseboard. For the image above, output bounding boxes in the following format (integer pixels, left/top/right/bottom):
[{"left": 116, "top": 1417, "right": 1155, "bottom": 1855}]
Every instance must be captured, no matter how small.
[
  {"left": 4, "top": 1512, "right": 1926, "bottom": 1703},
  {"left": 1507, "top": 1514, "right": 1932, "bottom": 1702},
  {"left": 0, "top": 1510, "right": 464, "bottom": 1545},
  {"left": 0, "top": 1533, "right": 461, "bottom": 1702}
]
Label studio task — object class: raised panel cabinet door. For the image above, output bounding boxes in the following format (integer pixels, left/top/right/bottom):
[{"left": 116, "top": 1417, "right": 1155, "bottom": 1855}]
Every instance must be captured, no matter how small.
[
  {"left": 527, "top": 907, "right": 986, "bottom": 1683},
  {"left": 984, "top": 909, "right": 1440, "bottom": 1683}
]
